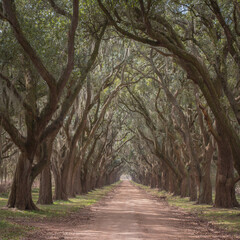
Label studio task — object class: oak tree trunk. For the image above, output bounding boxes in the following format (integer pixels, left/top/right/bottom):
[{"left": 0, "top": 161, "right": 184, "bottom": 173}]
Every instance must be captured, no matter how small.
[
  {"left": 73, "top": 166, "right": 82, "bottom": 195},
  {"left": 198, "top": 158, "right": 213, "bottom": 204},
  {"left": 189, "top": 168, "right": 197, "bottom": 201},
  {"left": 180, "top": 175, "right": 189, "bottom": 197},
  {"left": 52, "top": 163, "right": 68, "bottom": 201},
  {"left": 37, "top": 139, "right": 54, "bottom": 205},
  {"left": 215, "top": 122, "right": 239, "bottom": 208},
  {"left": 7, "top": 153, "right": 37, "bottom": 210},
  {"left": 162, "top": 169, "right": 170, "bottom": 192},
  {"left": 81, "top": 173, "right": 89, "bottom": 194},
  {"left": 37, "top": 163, "right": 53, "bottom": 205}
]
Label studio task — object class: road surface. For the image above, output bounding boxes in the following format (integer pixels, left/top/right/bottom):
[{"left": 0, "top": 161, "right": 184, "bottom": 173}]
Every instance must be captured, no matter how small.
[{"left": 25, "top": 181, "right": 236, "bottom": 239}]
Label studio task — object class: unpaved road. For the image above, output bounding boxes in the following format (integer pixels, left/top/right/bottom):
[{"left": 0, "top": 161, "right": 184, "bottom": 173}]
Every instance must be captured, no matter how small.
[{"left": 25, "top": 181, "right": 238, "bottom": 240}]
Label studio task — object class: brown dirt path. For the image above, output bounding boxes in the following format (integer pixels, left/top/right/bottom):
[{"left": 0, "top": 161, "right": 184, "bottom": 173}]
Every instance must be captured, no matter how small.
[{"left": 24, "top": 181, "right": 238, "bottom": 240}]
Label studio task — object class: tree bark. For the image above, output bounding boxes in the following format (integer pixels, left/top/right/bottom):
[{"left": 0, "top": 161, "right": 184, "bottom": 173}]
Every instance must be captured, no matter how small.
[
  {"left": 215, "top": 121, "right": 239, "bottom": 208},
  {"left": 65, "top": 160, "right": 76, "bottom": 198},
  {"left": 198, "top": 145, "right": 213, "bottom": 204},
  {"left": 37, "top": 138, "right": 54, "bottom": 205},
  {"left": 73, "top": 166, "right": 82, "bottom": 195},
  {"left": 37, "top": 163, "right": 53, "bottom": 205},
  {"left": 52, "top": 159, "right": 68, "bottom": 201},
  {"left": 162, "top": 168, "right": 170, "bottom": 192},
  {"left": 81, "top": 171, "right": 90, "bottom": 194},
  {"left": 189, "top": 169, "right": 197, "bottom": 201},
  {"left": 7, "top": 153, "right": 37, "bottom": 210},
  {"left": 180, "top": 175, "right": 189, "bottom": 197},
  {"left": 150, "top": 169, "right": 157, "bottom": 188}
]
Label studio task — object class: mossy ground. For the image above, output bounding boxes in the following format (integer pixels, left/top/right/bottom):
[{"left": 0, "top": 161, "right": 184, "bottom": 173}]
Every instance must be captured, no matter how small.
[
  {"left": 133, "top": 182, "right": 240, "bottom": 235},
  {"left": 0, "top": 182, "right": 120, "bottom": 240}
]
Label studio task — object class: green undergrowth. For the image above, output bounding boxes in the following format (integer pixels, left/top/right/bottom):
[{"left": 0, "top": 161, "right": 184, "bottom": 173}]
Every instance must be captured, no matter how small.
[
  {"left": 0, "top": 182, "right": 120, "bottom": 240},
  {"left": 133, "top": 182, "right": 240, "bottom": 235},
  {"left": 0, "top": 220, "right": 33, "bottom": 240}
]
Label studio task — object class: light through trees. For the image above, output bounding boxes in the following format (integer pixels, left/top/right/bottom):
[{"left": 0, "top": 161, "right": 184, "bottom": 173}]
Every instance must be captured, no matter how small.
[{"left": 0, "top": 0, "right": 239, "bottom": 210}]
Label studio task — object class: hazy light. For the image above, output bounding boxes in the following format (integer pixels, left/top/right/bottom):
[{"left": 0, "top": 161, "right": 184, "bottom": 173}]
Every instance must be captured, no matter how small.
[{"left": 120, "top": 174, "right": 132, "bottom": 180}]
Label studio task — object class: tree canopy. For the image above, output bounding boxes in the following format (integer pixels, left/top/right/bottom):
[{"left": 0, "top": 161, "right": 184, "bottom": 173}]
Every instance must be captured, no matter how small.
[{"left": 0, "top": 0, "right": 240, "bottom": 210}]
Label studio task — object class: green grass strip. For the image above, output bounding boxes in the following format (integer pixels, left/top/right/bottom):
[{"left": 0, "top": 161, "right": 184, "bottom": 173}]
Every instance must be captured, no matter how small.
[
  {"left": 0, "top": 181, "right": 120, "bottom": 240},
  {"left": 133, "top": 182, "right": 240, "bottom": 235}
]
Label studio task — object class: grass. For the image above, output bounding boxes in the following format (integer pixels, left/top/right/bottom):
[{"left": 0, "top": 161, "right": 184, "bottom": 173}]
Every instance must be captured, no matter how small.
[
  {"left": 0, "top": 220, "right": 33, "bottom": 240},
  {"left": 0, "top": 182, "right": 120, "bottom": 240},
  {"left": 133, "top": 182, "right": 240, "bottom": 235}
]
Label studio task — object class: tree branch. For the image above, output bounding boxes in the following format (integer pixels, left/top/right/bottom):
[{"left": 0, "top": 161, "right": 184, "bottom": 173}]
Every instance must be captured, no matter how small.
[
  {"left": 47, "top": 0, "right": 72, "bottom": 19},
  {"left": 97, "top": 0, "right": 160, "bottom": 46},
  {"left": 0, "top": 111, "right": 26, "bottom": 152},
  {"left": 0, "top": 72, "right": 33, "bottom": 114},
  {"left": 2, "top": 0, "right": 57, "bottom": 93},
  {"left": 57, "top": 0, "right": 79, "bottom": 95}
]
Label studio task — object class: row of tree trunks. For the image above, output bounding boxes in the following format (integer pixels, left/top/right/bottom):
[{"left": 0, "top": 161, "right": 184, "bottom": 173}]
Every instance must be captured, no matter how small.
[
  {"left": 96, "top": 0, "right": 240, "bottom": 208},
  {"left": 134, "top": 162, "right": 203, "bottom": 203},
  {"left": 37, "top": 154, "right": 121, "bottom": 204}
]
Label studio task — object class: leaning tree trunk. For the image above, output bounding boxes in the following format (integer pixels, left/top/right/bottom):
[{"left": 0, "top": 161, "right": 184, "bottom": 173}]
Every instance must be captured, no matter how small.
[
  {"left": 7, "top": 153, "right": 37, "bottom": 210},
  {"left": 215, "top": 122, "right": 239, "bottom": 208}
]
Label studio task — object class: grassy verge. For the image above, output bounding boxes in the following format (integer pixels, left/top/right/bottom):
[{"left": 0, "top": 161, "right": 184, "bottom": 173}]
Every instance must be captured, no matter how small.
[
  {"left": 133, "top": 182, "right": 240, "bottom": 235},
  {"left": 0, "top": 182, "right": 120, "bottom": 240}
]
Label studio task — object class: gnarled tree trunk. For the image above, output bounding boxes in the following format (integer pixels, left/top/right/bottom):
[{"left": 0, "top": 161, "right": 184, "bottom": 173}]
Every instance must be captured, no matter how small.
[
  {"left": 215, "top": 122, "right": 239, "bottom": 208},
  {"left": 7, "top": 153, "right": 37, "bottom": 210}
]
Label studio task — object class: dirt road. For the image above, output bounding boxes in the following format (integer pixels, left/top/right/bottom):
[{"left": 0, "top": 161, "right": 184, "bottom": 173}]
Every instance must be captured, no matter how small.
[{"left": 25, "top": 181, "right": 237, "bottom": 240}]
